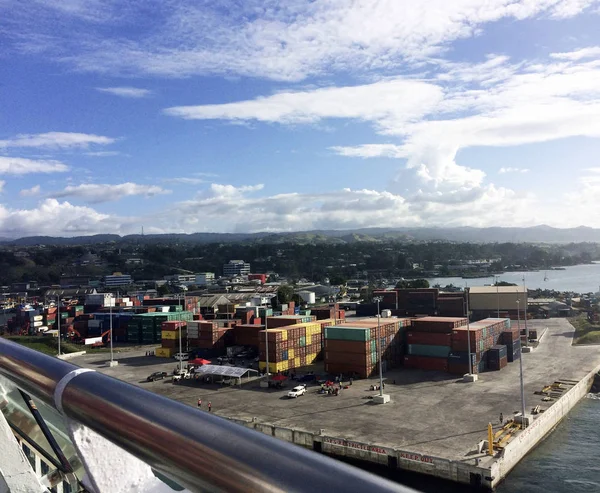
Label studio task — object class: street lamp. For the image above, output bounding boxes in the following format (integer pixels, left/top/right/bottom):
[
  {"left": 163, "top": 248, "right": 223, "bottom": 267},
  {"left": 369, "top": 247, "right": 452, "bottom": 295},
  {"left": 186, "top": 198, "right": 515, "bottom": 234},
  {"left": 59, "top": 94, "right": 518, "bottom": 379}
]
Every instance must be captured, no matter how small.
[
  {"left": 516, "top": 299, "right": 527, "bottom": 428},
  {"left": 373, "top": 297, "right": 384, "bottom": 397}
]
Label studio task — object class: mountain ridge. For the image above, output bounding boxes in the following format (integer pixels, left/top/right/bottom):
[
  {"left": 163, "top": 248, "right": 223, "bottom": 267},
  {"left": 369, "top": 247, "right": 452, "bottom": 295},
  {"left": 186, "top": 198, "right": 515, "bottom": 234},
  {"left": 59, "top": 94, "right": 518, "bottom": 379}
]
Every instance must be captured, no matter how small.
[{"left": 2, "top": 226, "right": 600, "bottom": 246}]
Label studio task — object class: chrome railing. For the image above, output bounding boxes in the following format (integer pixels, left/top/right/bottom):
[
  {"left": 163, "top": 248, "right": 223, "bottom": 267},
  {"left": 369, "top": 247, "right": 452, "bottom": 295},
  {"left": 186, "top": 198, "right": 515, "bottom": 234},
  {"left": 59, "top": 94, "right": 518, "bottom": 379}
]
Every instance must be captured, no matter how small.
[{"left": 0, "top": 338, "right": 414, "bottom": 493}]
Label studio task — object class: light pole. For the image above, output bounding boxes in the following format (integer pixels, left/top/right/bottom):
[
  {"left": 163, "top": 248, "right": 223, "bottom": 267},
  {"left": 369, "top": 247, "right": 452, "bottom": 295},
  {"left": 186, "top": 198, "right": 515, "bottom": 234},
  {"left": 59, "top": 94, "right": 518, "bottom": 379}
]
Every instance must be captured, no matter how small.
[
  {"left": 465, "top": 284, "right": 472, "bottom": 375},
  {"left": 57, "top": 296, "right": 61, "bottom": 356},
  {"left": 263, "top": 308, "right": 270, "bottom": 387},
  {"left": 178, "top": 294, "right": 184, "bottom": 373},
  {"left": 374, "top": 297, "right": 384, "bottom": 396},
  {"left": 523, "top": 277, "right": 529, "bottom": 347},
  {"left": 108, "top": 294, "right": 118, "bottom": 367},
  {"left": 495, "top": 275, "right": 500, "bottom": 318},
  {"left": 517, "top": 299, "right": 527, "bottom": 428}
]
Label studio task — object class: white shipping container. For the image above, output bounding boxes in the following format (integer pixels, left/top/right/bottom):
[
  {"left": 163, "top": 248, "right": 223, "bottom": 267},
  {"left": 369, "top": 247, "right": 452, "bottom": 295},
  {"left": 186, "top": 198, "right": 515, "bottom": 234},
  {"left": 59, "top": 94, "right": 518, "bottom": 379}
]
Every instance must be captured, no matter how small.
[
  {"left": 84, "top": 336, "right": 103, "bottom": 345},
  {"left": 33, "top": 321, "right": 43, "bottom": 327},
  {"left": 33, "top": 315, "right": 43, "bottom": 322}
]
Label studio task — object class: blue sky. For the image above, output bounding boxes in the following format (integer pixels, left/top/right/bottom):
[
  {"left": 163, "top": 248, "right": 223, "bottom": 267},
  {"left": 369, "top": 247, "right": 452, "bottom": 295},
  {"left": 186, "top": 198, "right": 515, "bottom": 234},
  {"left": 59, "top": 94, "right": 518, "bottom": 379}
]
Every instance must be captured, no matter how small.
[{"left": 2, "top": 0, "right": 600, "bottom": 237}]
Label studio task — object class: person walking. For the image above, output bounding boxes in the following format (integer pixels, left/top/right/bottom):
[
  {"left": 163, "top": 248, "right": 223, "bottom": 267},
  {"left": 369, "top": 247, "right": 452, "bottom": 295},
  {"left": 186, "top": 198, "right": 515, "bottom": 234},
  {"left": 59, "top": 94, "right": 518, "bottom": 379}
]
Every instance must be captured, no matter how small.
[
  {"left": 197, "top": 399, "right": 202, "bottom": 409},
  {"left": 208, "top": 401, "right": 212, "bottom": 412}
]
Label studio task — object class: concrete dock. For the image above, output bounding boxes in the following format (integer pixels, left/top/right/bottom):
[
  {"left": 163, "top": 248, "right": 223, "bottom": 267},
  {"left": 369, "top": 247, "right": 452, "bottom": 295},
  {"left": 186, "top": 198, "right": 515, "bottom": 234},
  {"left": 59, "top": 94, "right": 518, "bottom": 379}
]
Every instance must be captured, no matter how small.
[{"left": 70, "top": 318, "right": 600, "bottom": 490}]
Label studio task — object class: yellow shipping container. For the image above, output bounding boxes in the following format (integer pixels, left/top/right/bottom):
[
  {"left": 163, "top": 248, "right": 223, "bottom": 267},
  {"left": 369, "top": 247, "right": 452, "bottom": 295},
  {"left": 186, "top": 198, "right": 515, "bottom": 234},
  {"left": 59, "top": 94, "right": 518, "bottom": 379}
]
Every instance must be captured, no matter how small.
[
  {"left": 161, "top": 330, "right": 178, "bottom": 340},
  {"left": 278, "top": 360, "right": 289, "bottom": 372},
  {"left": 281, "top": 329, "right": 288, "bottom": 341},
  {"left": 258, "top": 361, "right": 279, "bottom": 374},
  {"left": 288, "top": 348, "right": 295, "bottom": 359},
  {"left": 155, "top": 347, "right": 173, "bottom": 358}
]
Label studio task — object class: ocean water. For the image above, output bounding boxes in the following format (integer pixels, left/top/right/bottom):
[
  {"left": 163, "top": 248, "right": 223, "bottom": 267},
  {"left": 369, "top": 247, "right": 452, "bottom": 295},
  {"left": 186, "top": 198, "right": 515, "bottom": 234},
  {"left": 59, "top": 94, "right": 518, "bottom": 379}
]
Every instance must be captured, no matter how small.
[
  {"left": 497, "top": 396, "right": 600, "bottom": 493},
  {"left": 427, "top": 262, "right": 600, "bottom": 294},
  {"left": 346, "top": 396, "right": 600, "bottom": 492}
]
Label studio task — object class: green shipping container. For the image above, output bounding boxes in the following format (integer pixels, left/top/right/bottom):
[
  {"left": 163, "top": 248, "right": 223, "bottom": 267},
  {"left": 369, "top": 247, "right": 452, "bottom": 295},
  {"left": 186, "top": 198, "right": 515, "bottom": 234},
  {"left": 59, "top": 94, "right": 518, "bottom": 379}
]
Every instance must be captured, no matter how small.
[
  {"left": 407, "top": 344, "right": 451, "bottom": 358},
  {"left": 371, "top": 340, "right": 377, "bottom": 353},
  {"left": 299, "top": 336, "right": 306, "bottom": 347},
  {"left": 324, "top": 326, "right": 370, "bottom": 342}
]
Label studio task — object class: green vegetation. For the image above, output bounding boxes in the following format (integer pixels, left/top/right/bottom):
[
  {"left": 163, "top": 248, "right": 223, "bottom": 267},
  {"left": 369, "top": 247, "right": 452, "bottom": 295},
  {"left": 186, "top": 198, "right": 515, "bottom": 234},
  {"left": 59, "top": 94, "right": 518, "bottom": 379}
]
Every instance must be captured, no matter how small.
[
  {"left": 396, "top": 279, "right": 430, "bottom": 289},
  {"left": 5, "top": 336, "right": 82, "bottom": 355},
  {"left": 2, "top": 238, "right": 599, "bottom": 286},
  {"left": 569, "top": 315, "right": 600, "bottom": 345}
]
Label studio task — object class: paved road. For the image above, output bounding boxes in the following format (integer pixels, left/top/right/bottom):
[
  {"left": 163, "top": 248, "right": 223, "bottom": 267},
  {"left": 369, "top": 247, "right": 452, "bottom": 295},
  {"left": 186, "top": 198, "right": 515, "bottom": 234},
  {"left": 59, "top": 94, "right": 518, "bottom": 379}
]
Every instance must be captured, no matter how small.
[{"left": 70, "top": 318, "right": 600, "bottom": 462}]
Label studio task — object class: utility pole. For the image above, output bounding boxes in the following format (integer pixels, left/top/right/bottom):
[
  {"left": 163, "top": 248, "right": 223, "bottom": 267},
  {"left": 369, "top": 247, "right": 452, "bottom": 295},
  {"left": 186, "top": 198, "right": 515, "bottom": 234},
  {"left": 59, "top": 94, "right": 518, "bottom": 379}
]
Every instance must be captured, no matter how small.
[
  {"left": 178, "top": 294, "right": 184, "bottom": 373},
  {"left": 517, "top": 300, "right": 527, "bottom": 428}
]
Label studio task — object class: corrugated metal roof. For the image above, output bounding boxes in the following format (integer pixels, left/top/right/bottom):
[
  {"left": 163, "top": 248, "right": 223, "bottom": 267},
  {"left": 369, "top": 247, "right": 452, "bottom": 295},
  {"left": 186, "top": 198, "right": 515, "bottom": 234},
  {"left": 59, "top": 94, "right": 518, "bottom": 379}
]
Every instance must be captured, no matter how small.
[
  {"left": 193, "top": 365, "right": 258, "bottom": 378},
  {"left": 44, "top": 288, "right": 98, "bottom": 297},
  {"left": 469, "top": 286, "right": 526, "bottom": 294}
]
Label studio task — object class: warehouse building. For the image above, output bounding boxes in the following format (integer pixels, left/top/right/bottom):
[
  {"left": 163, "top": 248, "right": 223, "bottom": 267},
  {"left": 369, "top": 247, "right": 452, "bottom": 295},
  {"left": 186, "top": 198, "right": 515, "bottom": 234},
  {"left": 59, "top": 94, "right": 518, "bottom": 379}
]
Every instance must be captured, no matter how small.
[{"left": 468, "top": 286, "right": 527, "bottom": 320}]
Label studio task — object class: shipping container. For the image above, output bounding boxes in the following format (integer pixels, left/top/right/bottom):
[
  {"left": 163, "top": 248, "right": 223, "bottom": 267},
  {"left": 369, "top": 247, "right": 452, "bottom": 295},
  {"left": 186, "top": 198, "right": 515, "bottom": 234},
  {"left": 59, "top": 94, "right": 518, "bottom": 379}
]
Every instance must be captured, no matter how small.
[
  {"left": 407, "top": 344, "right": 451, "bottom": 358},
  {"left": 403, "top": 355, "right": 448, "bottom": 372},
  {"left": 324, "top": 326, "right": 371, "bottom": 342},
  {"left": 407, "top": 331, "right": 452, "bottom": 346}
]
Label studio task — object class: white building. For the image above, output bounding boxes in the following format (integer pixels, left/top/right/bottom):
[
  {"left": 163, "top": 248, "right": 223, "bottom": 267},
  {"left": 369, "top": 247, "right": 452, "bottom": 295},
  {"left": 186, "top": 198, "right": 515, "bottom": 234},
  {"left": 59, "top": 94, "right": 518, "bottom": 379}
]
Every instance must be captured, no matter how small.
[
  {"left": 164, "top": 274, "right": 196, "bottom": 284},
  {"left": 298, "top": 291, "right": 316, "bottom": 304},
  {"left": 196, "top": 272, "right": 215, "bottom": 286},
  {"left": 104, "top": 273, "right": 133, "bottom": 287},
  {"left": 223, "top": 260, "right": 251, "bottom": 278}
]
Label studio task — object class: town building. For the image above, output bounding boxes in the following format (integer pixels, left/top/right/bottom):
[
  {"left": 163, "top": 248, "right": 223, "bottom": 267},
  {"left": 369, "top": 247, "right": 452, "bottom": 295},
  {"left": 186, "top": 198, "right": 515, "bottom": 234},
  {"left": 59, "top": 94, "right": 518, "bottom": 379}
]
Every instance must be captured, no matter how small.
[
  {"left": 103, "top": 273, "right": 133, "bottom": 287},
  {"left": 196, "top": 273, "right": 215, "bottom": 286},
  {"left": 223, "top": 260, "right": 251, "bottom": 278}
]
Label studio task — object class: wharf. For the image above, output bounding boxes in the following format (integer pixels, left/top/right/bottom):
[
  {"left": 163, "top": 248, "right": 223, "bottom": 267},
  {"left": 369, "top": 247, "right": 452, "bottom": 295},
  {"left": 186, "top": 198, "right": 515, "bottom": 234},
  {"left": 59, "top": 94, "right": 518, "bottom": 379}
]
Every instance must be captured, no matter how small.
[{"left": 71, "top": 318, "right": 600, "bottom": 490}]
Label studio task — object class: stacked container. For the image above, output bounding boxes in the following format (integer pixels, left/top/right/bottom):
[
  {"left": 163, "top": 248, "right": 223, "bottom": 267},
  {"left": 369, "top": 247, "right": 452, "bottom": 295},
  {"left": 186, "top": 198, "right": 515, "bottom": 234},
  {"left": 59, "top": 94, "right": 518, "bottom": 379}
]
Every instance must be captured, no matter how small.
[
  {"left": 258, "top": 321, "right": 323, "bottom": 372},
  {"left": 187, "top": 320, "right": 233, "bottom": 350},
  {"left": 404, "top": 317, "right": 467, "bottom": 372},
  {"left": 324, "top": 326, "right": 375, "bottom": 378},
  {"left": 156, "top": 321, "right": 187, "bottom": 357},
  {"left": 488, "top": 345, "right": 508, "bottom": 371}
]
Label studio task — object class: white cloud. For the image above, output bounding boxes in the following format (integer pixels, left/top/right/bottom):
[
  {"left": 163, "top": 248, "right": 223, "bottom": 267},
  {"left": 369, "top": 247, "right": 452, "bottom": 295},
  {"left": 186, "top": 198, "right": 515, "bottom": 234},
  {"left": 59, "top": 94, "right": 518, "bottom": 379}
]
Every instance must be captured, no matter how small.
[
  {"left": 20, "top": 185, "right": 41, "bottom": 197},
  {"left": 96, "top": 87, "right": 153, "bottom": 98},
  {"left": 7, "top": 1, "right": 599, "bottom": 80},
  {"left": 551, "top": 46, "right": 600, "bottom": 60},
  {"left": 0, "top": 132, "right": 115, "bottom": 149},
  {"left": 164, "top": 177, "right": 206, "bottom": 185},
  {"left": 0, "top": 199, "right": 125, "bottom": 237},
  {"left": 0, "top": 157, "right": 69, "bottom": 175},
  {"left": 499, "top": 167, "right": 530, "bottom": 174},
  {"left": 49, "top": 183, "right": 171, "bottom": 203},
  {"left": 165, "top": 79, "right": 444, "bottom": 132},
  {"left": 84, "top": 151, "right": 121, "bottom": 157}
]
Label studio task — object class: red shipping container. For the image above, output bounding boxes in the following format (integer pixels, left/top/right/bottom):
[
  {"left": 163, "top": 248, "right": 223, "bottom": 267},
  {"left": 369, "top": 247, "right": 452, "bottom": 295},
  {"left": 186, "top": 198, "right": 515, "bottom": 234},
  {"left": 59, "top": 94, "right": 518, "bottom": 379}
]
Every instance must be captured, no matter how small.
[{"left": 407, "top": 332, "right": 452, "bottom": 346}]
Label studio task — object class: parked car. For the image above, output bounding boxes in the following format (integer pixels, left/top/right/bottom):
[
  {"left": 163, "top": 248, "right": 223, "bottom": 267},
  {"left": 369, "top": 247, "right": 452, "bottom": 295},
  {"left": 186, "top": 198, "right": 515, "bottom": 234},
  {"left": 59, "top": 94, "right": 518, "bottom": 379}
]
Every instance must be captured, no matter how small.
[
  {"left": 287, "top": 385, "right": 307, "bottom": 398},
  {"left": 173, "top": 352, "right": 189, "bottom": 361},
  {"left": 147, "top": 371, "right": 168, "bottom": 382},
  {"left": 172, "top": 370, "right": 190, "bottom": 382}
]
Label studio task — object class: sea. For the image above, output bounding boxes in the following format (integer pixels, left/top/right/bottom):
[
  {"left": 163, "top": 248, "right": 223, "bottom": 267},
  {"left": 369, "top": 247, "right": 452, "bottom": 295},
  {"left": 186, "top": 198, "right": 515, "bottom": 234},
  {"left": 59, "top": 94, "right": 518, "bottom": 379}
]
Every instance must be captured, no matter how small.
[{"left": 427, "top": 262, "right": 600, "bottom": 294}]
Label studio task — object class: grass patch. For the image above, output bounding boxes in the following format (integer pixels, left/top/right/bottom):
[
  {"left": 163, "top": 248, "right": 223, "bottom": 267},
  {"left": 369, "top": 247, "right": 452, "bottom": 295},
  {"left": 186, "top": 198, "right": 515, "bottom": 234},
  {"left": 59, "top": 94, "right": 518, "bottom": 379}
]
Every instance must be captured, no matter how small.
[
  {"left": 4, "top": 336, "right": 83, "bottom": 355},
  {"left": 569, "top": 315, "right": 600, "bottom": 345}
]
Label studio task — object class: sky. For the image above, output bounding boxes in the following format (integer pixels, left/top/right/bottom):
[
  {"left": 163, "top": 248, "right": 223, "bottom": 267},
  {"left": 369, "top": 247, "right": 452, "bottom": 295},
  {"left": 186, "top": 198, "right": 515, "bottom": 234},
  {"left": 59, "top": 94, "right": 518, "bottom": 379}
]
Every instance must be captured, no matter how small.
[{"left": 2, "top": 0, "right": 600, "bottom": 237}]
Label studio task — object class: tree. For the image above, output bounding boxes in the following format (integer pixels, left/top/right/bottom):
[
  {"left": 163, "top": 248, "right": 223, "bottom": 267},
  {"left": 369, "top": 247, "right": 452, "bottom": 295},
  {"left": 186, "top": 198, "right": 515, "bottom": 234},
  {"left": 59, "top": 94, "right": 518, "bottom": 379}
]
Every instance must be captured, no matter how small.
[
  {"left": 275, "top": 285, "right": 295, "bottom": 305},
  {"left": 157, "top": 284, "right": 170, "bottom": 296},
  {"left": 329, "top": 274, "right": 347, "bottom": 286},
  {"left": 495, "top": 281, "right": 517, "bottom": 287},
  {"left": 396, "top": 279, "right": 430, "bottom": 289}
]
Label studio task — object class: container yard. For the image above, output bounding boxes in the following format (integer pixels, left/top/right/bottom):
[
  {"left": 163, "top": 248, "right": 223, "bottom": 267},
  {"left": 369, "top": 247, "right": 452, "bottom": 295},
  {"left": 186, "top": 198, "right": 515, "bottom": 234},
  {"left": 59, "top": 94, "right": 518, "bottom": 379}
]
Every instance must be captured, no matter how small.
[{"left": 68, "top": 318, "right": 600, "bottom": 491}]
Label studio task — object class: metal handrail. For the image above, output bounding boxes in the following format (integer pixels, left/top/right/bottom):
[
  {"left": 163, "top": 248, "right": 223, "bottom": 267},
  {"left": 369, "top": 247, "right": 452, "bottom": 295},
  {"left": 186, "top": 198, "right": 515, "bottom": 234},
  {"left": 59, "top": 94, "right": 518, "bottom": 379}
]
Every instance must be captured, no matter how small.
[{"left": 0, "top": 338, "right": 414, "bottom": 493}]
